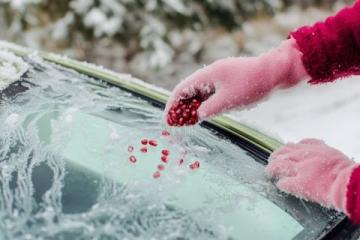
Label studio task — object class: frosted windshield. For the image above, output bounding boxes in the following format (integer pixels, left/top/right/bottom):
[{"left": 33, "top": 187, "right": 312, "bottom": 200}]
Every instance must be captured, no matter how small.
[{"left": 0, "top": 58, "right": 341, "bottom": 239}]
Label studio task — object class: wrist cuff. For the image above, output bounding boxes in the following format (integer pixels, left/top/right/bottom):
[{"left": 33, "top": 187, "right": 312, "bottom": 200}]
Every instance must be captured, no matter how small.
[{"left": 346, "top": 165, "right": 360, "bottom": 224}]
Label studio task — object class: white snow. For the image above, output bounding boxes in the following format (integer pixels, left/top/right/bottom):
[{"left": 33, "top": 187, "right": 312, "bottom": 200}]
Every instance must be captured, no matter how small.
[
  {"left": 0, "top": 49, "right": 28, "bottom": 90},
  {"left": 163, "top": 0, "right": 189, "bottom": 15},
  {"left": 229, "top": 76, "right": 360, "bottom": 161},
  {"left": 8, "top": 0, "right": 41, "bottom": 12},
  {"left": 83, "top": 8, "right": 107, "bottom": 37},
  {"left": 62, "top": 107, "right": 78, "bottom": 124},
  {"left": 69, "top": 0, "right": 94, "bottom": 14},
  {"left": 81, "top": 2, "right": 123, "bottom": 37},
  {"left": 52, "top": 12, "right": 75, "bottom": 40},
  {"left": 108, "top": 124, "right": 120, "bottom": 141},
  {"left": 5, "top": 113, "right": 20, "bottom": 127}
]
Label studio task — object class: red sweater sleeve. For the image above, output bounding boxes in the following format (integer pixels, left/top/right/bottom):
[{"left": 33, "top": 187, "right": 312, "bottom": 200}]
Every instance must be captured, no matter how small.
[
  {"left": 290, "top": 1, "right": 360, "bottom": 84},
  {"left": 346, "top": 166, "right": 360, "bottom": 224}
]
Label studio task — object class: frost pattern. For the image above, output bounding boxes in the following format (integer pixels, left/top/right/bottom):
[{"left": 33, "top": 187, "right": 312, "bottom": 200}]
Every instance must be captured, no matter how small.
[
  {"left": 0, "top": 57, "right": 339, "bottom": 239},
  {"left": 0, "top": 58, "right": 218, "bottom": 239},
  {"left": 0, "top": 49, "right": 28, "bottom": 90}
]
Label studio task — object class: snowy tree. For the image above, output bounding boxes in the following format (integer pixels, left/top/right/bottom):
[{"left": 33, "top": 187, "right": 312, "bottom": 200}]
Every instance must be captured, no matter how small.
[{"left": 0, "top": 0, "right": 350, "bottom": 71}]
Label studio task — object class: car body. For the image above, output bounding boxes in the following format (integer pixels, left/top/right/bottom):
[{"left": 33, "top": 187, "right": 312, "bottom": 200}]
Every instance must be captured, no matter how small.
[{"left": 0, "top": 42, "right": 359, "bottom": 240}]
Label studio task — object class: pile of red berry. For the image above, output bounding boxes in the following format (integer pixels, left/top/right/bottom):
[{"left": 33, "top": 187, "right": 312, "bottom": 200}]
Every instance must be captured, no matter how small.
[
  {"left": 126, "top": 130, "right": 201, "bottom": 179},
  {"left": 167, "top": 96, "right": 202, "bottom": 127}
]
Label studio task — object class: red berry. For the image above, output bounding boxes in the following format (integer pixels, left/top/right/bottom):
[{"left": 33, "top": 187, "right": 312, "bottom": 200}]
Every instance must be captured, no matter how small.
[
  {"left": 161, "top": 149, "right": 169, "bottom": 156},
  {"left": 128, "top": 145, "right": 134, "bottom": 152},
  {"left": 166, "top": 95, "right": 203, "bottom": 127},
  {"left": 161, "top": 155, "right": 168, "bottom": 163},
  {"left": 141, "top": 139, "right": 148, "bottom": 145},
  {"left": 189, "top": 160, "right": 200, "bottom": 169},
  {"left": 153, "top": 171, "right": 161, "bottom": 179},
  {"left": 149, "top": 139, "right": 158, "bottom": 146},
  {"left": 140, "top": 147, "right": 147, "bottom": 153},
  {"left": 167, "top": 117, "right": 174, "bottom": 126},
  {"left": 158, "top": 164, "right": 165, "bottom": 171},
  {"left": 161, "top": 130, "right": 170, "bottom": 136},
  {"left": 129, "top": 155, "right": 137, "bottom": 163}
]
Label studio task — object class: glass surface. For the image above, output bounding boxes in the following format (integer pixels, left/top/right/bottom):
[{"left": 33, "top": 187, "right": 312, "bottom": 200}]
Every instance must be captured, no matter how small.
[{"left": 0, "top": 58, "right": 341, "bottom": 240}]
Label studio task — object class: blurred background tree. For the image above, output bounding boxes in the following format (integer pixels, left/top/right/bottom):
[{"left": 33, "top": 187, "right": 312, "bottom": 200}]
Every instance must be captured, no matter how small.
[{"left": 0, "top": 0, "right": 354, "bottom": 88}]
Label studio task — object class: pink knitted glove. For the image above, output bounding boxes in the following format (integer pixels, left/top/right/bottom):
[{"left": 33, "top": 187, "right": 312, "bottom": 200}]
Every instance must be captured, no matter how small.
[
  {"left": 165, "top": 38, "right": 309, "bottom": 126},
  {"left": 266, "top": 139, "right": 360, "bottom": 224}
]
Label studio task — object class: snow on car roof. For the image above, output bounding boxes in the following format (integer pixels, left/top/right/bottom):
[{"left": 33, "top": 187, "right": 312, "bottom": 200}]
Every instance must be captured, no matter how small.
[{"left": 0, "top": 49, "right": 28, "bottom": 90}]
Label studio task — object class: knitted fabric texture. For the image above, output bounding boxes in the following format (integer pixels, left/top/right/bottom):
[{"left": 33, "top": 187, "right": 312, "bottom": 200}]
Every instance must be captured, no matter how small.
[
  {"left": 290, "top": 1, "right": 360, "bottom": 84},
  {"left": 346, "top": 166, "right": 360, "bottom": 224}
]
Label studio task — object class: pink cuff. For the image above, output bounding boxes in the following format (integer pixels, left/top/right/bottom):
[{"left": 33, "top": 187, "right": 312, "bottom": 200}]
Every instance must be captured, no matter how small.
[{"left": 346, "top": 165, "right": 360, "bottom": 224}]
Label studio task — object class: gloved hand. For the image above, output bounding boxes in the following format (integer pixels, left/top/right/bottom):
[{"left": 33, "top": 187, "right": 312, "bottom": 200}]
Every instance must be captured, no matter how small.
[
  {"left": 266, "top": 138, "right": 360, "bottom": 224},
  {"left": 165, "top": 38, "right": 309, "bottom": 126}
]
